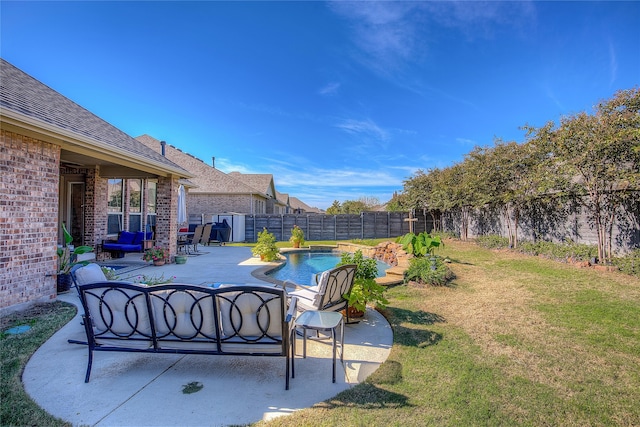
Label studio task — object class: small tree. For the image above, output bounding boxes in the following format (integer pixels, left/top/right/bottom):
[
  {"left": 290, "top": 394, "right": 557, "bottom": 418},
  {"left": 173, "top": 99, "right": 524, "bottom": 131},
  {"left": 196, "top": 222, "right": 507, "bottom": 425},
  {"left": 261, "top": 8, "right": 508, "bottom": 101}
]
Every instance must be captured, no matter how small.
[{"left": 252, "top": 228, "right": 279, "bottom": 261}]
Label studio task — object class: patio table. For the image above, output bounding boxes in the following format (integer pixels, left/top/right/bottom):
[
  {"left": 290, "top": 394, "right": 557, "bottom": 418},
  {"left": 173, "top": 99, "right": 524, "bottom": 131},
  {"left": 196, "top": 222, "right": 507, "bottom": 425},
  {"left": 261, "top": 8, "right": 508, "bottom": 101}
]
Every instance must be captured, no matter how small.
[{"left": 292, "top": 310, "right": 344, "bottom": 383}]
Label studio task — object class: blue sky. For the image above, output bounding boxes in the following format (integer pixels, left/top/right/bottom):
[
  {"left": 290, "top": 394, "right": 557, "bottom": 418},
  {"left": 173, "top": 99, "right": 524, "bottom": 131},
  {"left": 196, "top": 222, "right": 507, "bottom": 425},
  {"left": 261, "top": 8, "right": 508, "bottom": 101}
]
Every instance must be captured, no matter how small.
[{"left": 2, "top": 1, "right": 639, "bottom": 210}]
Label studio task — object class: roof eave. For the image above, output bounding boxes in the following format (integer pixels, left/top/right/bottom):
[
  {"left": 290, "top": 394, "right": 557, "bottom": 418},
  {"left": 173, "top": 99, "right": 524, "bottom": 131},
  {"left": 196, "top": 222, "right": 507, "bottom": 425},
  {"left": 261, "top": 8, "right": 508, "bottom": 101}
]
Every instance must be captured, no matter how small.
[{"left": 1, "top": 108, "right": 194, "bottom": 179}]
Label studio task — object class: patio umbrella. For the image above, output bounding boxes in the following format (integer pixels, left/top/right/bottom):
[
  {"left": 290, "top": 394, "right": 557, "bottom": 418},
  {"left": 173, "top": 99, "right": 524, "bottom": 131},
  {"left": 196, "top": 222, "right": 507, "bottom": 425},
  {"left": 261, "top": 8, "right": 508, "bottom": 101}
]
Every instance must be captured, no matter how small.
[{"left": 177, "top": 184, "right": 187, "bottom": 225}]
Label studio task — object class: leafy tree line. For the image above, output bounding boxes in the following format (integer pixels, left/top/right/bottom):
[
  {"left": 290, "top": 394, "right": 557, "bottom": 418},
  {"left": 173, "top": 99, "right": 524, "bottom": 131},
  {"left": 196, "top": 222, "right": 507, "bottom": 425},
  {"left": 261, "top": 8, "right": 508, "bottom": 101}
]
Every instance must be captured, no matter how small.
[
  {"left": 397, "top": 87, "right": 640, "bottom": 263},
  {"left": 326, "top": 196, "right": 381, "bottom": 214}
]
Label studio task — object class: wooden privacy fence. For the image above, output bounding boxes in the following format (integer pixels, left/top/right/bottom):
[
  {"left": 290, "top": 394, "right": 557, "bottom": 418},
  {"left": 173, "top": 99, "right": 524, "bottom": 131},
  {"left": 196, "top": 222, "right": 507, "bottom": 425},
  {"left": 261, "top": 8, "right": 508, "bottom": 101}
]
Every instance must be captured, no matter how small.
[{"left": 244, "top": 212, "right": 433, "bottom": 242}]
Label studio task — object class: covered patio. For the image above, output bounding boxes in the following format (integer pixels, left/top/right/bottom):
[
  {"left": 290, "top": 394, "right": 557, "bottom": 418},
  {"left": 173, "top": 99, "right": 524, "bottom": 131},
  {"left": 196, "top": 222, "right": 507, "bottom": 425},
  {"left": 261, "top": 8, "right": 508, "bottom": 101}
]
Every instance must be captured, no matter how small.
[{"left": 22, "top": 245, "right": 393, "bottom": 426}]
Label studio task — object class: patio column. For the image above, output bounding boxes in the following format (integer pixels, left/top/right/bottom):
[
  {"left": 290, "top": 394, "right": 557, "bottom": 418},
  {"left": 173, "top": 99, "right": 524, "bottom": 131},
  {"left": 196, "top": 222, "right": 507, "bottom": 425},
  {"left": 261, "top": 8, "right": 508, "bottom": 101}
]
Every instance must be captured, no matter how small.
[{"left": 155, "top": 176, "right": 180, "bottom": 259}]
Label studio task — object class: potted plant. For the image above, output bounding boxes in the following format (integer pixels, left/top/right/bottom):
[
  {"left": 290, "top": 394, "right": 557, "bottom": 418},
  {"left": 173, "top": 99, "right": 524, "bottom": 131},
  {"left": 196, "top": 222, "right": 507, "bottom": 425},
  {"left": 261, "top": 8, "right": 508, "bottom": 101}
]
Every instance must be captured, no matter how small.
[
  {"left": 337, "top": 250, "right": 388, "bottom": 317},
  {"left": 252, "top": 228, "right": 279, "bottom": 262},
  {"left": 142, "top": 246, "right": 169, "bottom": 266},
  {"left": 289, "top": 225, "right": 305, "bottom": 248},
  {"left": 56, "top": 223, "right": 94, "bottom": 292}
]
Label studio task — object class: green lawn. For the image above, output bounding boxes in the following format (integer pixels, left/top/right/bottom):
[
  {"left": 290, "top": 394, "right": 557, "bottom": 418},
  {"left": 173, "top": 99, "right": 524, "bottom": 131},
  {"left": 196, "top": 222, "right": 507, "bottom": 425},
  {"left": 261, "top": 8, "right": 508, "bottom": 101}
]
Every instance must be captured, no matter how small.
[
  {"left": 2, "top": 240, "right": 639, "bottom": 426},
  {"left": 262, "top": 240, "right": 640, "bottom": 426}
]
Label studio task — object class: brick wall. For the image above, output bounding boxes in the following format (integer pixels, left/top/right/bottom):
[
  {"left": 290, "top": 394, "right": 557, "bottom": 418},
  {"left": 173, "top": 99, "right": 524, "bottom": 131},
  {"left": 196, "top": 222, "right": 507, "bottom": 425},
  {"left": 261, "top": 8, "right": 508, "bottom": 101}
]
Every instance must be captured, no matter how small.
[
  {"left": 0, "top": 130, "right": 59, "bottom": 313},
  {"left": 189, "top": 194, "right": 254, "bottom": 218},
  {"left": 155, "top": 176, "right": 180, "bottom": 257}
]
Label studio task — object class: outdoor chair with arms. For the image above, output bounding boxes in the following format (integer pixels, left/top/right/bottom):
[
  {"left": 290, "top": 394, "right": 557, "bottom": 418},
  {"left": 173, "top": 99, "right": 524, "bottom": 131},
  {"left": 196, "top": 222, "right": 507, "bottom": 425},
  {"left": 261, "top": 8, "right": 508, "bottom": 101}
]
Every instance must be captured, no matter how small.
[{"left": 281, "top": 264, "right": 357, "bottom": 324}]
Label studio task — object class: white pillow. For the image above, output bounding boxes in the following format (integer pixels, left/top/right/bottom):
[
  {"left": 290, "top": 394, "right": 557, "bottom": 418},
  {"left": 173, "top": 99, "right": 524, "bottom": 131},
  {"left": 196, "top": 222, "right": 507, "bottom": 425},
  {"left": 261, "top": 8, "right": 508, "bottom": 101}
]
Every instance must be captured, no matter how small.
[
  {"left": 312, "top": 270, "right": 331, "bottom": 307},
  {"left": 74, "top": 263, "right": 107, "bottom": 285}
]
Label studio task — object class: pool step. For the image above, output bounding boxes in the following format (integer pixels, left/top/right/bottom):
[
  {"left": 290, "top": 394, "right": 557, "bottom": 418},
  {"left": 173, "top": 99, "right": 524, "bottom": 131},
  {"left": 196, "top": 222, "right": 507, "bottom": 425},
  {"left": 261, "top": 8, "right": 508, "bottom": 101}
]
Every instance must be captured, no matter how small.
[{"left": 376, "top": 266, "right": 405, "bottom": 286}]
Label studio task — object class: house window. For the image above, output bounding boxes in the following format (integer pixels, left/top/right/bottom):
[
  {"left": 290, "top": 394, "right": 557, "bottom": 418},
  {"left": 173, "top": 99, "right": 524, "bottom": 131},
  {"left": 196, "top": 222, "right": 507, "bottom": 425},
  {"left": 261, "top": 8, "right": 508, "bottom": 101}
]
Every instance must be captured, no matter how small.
[
  {"left": 128, "top": 179, "right": 142, "bottom": 232},
  {"left": 107, "top": 179, "right": 123, "bottom": 234}
]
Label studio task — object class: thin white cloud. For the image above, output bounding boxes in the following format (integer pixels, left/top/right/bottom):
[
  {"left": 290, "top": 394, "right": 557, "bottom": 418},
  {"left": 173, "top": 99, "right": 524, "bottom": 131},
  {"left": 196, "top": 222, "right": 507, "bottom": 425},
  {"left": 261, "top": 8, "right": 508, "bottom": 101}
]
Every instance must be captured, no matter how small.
[
  {"left": 334, "top": 118, "right": 389, "bottom": 141},
  {"left": 329, "top": 1, "right": 421, "bottom": 76},
  {"left": 328, "top": 1, "right": 536, "bottom": 78},
  {"left": 275, "top": 166, "right": 402, "bottom": 188},
  {"left": 456, "top": 137, "right": 476, "bottom": 146},
  {"left": 214, "top": 157, "right": 254, "bottom": 174},
  {"left": 318, "top": 82, "right": 341, "bottom": 96}
]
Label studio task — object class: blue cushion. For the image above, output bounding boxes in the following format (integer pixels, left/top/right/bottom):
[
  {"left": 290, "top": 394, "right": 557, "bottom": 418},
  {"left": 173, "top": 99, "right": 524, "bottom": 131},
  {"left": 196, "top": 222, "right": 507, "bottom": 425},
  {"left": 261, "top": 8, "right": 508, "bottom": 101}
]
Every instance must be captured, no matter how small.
[
  {"left": 132, "top": 231, "right": 145, "bottom": 245},
  {"left": 103, "top": 242, "right": 142, "bottom": 252},
  {"left": 117, "top": 231, "right": 135, "bottom": 244}
]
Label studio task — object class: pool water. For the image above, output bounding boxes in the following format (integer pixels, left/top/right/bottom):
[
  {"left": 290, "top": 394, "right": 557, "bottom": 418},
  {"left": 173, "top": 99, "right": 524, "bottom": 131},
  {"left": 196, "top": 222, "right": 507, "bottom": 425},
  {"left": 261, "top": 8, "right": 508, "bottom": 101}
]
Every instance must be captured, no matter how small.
[{"left": 268, "top": 251, "right": 389, "bottom": 286}]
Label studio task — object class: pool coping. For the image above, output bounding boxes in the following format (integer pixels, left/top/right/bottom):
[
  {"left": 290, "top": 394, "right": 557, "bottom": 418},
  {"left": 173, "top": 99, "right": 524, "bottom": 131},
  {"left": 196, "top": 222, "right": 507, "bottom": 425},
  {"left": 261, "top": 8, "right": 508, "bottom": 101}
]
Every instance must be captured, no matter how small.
[{"left": 250, "top": 246, "right": 404, "bottom": 286}]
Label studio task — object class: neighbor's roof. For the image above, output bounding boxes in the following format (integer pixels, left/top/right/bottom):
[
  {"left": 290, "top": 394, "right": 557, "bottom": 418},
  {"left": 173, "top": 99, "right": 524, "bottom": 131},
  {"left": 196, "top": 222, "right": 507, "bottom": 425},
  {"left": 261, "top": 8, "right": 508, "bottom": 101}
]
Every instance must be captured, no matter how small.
[
  {"left": 228, "top": 172, "right": 277, "bottom": 197},
  {"left": 290, "top": 196, "right": 323, "bottom": 213},
  {"left": 0, "top": 58, "right": 191, "bottom": 178},
  {"left": 136, "top": 134, "right": 266, "bottom": 197}
]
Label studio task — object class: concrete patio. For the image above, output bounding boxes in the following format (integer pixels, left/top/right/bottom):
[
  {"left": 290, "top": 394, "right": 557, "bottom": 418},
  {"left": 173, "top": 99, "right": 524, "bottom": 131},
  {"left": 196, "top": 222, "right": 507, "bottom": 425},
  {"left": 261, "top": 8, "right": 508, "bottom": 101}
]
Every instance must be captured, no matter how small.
[{"left": 23, "top": 245, "right": 393, "bottom": 426}]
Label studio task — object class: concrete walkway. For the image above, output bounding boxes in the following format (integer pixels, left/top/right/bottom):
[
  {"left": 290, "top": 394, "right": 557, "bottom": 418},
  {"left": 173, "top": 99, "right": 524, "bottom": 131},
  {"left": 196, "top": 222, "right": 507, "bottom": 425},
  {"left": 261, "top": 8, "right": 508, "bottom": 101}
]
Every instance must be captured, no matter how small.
[{"left": 23, "top": 246, "right": 393, "bottom": 427}]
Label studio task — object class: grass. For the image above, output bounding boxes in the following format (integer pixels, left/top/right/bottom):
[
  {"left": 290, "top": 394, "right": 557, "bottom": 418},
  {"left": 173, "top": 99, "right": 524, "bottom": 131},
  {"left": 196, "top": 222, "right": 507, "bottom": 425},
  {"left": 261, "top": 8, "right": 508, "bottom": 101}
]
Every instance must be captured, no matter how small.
[
  {"left": 1, "top": 301, "right": 76, "bottom": 427},
  {"left": 2, "top": 240, "right": 639, "bottom": 426},
  {"left": 261, "top": 239, "right": 640, "bottom": 426}
]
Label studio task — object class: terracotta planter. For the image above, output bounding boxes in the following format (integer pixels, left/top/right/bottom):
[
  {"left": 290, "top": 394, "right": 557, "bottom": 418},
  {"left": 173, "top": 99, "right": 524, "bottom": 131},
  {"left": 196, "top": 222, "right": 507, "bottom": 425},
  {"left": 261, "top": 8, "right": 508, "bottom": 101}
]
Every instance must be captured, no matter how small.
[
  {"left": 345, "top": 306, "right": 365, "bottom": 318},
  {"left": 153, "top": 259, "right": 166, "bottom": 266},
  {"left": 293, "top": 242, "right": 300, "bottom": 248}
]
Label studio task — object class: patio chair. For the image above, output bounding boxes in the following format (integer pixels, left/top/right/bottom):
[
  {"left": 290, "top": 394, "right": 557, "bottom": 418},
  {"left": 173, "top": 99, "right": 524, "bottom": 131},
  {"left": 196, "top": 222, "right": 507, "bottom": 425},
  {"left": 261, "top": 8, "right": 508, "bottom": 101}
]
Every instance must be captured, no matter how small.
[
  {"left": 181, "top": 225, "right": 204, "bottom": 254},
  {"left": 281, "top": 264, "right": 357, "bottom": 323},
  {"left": 70, "top": 263, "right": 132, "bottom": 288},
  {"left": 199, "top": 223, "right": 212, "bottom": 247}
]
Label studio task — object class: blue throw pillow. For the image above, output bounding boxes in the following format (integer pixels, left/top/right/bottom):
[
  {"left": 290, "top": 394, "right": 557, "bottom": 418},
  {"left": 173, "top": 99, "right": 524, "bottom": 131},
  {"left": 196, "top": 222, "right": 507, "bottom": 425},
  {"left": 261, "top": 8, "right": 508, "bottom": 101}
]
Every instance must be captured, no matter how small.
[
  {"left": 118, "top": 231, "right": 135, "bottom": 245},
  {"left": 132, "top": 231, "right": 145, "bottom": 245}
]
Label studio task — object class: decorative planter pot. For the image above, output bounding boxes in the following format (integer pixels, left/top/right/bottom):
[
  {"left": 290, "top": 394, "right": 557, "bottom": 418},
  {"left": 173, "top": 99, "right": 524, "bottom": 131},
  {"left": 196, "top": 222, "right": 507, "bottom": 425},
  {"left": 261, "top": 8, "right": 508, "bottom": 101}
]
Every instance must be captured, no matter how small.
[
  {"left": 153, "top": 260, "right": 166, "bottom": 266},
  {"left": 175, "top": 255, "right": 187, "bottom": 265},
  {"left": 345, "top": 306, "right": 365, "bottom": 318},
  {"left": 56, "top": 273, "right": 72, "bottom": 293},
  {"left": 293, "top": 242, "right": 300, "bottom": 248}
]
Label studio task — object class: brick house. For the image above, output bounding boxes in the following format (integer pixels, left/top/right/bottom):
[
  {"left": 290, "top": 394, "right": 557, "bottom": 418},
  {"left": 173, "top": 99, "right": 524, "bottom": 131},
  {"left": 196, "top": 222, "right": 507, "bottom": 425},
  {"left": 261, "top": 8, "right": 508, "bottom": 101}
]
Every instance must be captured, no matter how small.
[
  {"left": 136, "top": 134, "right": 288, "bottom": 220},
  {"left": 0, "top": 59, "right": 193, "bottom": 314}
]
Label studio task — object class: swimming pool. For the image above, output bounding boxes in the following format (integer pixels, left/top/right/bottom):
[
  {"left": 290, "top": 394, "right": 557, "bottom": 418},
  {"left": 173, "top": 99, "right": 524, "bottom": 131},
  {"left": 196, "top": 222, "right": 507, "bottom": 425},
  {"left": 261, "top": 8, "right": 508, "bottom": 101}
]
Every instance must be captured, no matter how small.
[{"left": 267, "top": 251, "right": 389, "bottom": 286}]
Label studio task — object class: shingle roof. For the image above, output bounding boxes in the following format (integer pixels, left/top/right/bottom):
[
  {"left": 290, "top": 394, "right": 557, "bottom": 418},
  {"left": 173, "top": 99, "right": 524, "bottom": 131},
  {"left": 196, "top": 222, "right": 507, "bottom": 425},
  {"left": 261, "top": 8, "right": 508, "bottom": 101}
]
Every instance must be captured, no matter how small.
[
  {"left": 276, "top": 191, "right": 290, "bottom": 206},
  {"left": 290, "top": 196, "right": 323, "bottom": 213},
  {"left": 0, "top": 58, "right": 188, "bottom": 175},
  {"left": 228, "top": 172, "right": 275, "bottom": 196},
  {"left": 136, "top": 134, "right": 265, "bottom": 196}
]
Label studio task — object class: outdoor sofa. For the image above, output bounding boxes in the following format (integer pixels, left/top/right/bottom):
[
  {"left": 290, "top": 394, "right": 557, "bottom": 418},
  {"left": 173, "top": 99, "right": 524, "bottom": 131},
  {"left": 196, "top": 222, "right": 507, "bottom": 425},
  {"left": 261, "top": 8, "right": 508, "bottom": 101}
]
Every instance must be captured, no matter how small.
[
  {"left": 75, "top": 281, "right": 297, "bottom": 389},
  {"left": 102, "top": 231, "right": 152, "bottom": 258}
]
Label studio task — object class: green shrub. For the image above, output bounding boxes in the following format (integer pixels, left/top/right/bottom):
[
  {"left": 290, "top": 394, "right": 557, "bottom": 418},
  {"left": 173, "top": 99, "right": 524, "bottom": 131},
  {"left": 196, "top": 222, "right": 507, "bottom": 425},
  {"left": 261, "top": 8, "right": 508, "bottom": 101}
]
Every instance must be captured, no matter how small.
[
  {"left": 476, "top": 235, "right": 510, "bottom": 249},
  {"left": 252, "top": 228, "right": 279, "bottom": 261},
  {"left": 404, "top": 256, "right": 455, "bottom": 286},
  {"left": 338, "top": 250, "right": 388, "bottom": 311},
  {"left": 517, "top": 239, "right": 597, "bottom": 262},
  {"left": 432, "top": 230, "right": 457, "bottom": 240},
  {"left": 397, "top": 232, "right": 443, "bottom": 257},
  {"left": 612, "top": 249, "right": 640, "bottom": 277},
  {"left": 339, "top": 250, "right": 378, "bottom": 280}
]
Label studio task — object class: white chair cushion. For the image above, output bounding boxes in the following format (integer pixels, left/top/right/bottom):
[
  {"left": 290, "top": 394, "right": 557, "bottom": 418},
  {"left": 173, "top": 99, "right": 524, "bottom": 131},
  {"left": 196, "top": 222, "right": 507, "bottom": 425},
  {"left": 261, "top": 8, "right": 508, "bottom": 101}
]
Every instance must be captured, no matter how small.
[
  {"left": 218, "top": 289, "right": 283, "bottom": 338},
  {"left": 149, "top": 289, "right": 217, "bottom": 339},
  {"left": 289, "top": 287, "right": 318, "bottom": 309},
  {"left": 83, "top": 285, "right": 152, "bottom": 340},
  {"left": 74, "top": 263, "right": 107, "bottom": 285}
]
